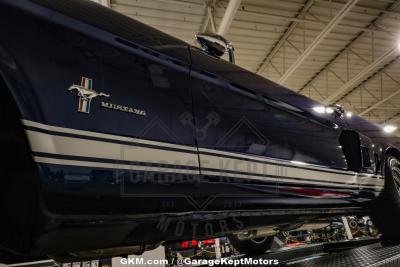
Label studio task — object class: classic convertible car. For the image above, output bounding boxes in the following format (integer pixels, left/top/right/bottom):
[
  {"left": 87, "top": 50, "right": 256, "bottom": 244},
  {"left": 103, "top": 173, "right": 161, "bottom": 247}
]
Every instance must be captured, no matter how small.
[{"left": 1, "top": 0, "right": 400, "bottom": 262}]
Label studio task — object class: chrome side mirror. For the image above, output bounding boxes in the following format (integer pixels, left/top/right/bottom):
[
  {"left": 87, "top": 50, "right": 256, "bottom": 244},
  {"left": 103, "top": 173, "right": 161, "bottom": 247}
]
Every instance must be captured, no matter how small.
[
  {"left": 328, "top": 104, "right": 345, "bottom": 118},
  {"left": 195, "top": 33, "right": 235, "bottom": 64}
]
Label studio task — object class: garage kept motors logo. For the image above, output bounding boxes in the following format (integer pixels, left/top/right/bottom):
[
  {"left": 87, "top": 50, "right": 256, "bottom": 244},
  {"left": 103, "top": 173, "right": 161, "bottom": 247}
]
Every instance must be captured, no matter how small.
[{"left": 68, "top": 77, "right": 110, "bottom": 114}]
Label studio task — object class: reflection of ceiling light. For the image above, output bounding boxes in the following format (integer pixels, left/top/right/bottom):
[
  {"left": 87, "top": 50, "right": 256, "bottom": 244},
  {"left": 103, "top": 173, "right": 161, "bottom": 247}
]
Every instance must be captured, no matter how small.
[
  {"left": 290, "top": 160, "right": 308, "bottom": 166},
  {"left": 346, "top": 112, "right": 352, "bottom": 118},
  {"left": 313, "top": 106, "right": 326, "bottom": 114},
  {"left": 383, "top": 125, "right": 397, "bottom": 133},
  {"left": 326, "top": 107, "right": 334, "bottom": 114}
]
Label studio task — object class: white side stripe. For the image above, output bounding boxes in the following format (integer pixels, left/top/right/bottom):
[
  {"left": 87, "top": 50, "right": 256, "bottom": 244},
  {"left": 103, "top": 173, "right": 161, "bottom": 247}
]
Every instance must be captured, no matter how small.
[
  {"left": 22, "top": 119, "right": 198, "bottom": 152},
  {"left": 26, "top": 130, "right": 199, "bottom": 168},
  {"left": 201, "top": 170, "right": 380, "bottom": 189},
  {"left": 23, "top": 120, "right": 384, "bottom": 189},
  {"left": 22, "top": 119, "right": 362, "bottom": 176},
  {"left": 199, "top": 154, "right": 383, "bottom": 187},
  {"left": 34, "top": 157, "right": 200, "bottom": 174},
  {"left": 199, "top": 147, "right": 353, "bottom": 175}
]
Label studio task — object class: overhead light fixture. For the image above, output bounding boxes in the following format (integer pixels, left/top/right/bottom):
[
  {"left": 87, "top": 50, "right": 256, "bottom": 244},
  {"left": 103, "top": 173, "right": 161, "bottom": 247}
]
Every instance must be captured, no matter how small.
[{"left": 383, "top": 125, "right": 397, "bottom": 133}]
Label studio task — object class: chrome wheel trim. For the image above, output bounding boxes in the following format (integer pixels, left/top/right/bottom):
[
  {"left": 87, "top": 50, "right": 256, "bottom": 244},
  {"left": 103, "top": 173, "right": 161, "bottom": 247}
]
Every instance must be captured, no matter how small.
[{"left": 250, "top": 236, "right": 268, "bottom": 244}]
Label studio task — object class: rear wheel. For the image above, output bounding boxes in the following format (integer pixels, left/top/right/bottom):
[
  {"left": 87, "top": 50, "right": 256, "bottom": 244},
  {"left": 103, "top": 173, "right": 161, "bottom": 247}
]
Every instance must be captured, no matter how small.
[
  {"left": 371, "top": 155, "right": 400, "bottom": 243},
  {"left": 227, "top": 234, "right": 274, "bottom": 256}
]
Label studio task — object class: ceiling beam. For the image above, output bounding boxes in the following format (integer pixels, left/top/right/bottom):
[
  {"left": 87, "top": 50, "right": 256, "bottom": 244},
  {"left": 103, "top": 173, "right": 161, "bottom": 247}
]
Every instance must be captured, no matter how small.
[
  {"left": 217, "top": 0, "right": 242, "bottom": 36},
  {"left": 336, "top": 55, "right": 400, "bottom": 103},
  {"left": 340, "top": 57, "right": 398, "bottom": 114},
  {"left": 323, "top": 46, "right": 398, "bottom": 104},
  {"left": 200, "top": 0, "right": 217, "bottom": 33},
  {"left": 153, "top": 0, "right": 204, "bottom": 7},
  {"left": 359, "top": 90, "right": 400, "bottom": 116},
  {"left": 383, "top": 111, "right": 400, "bottom": 124},
  {"left": 298, "top": 0, "right": 400, "bottom": 93},
  {"left": 233, "top": 10, "right": 398, "bottom": 35},
  {"left": 208, "top": 7, "right": 217, "bottom": 33},
  {"left": 200, "top": 6, "right": 217, "bottom": 33},
  {"left": 256, "top": 0, "right": 315, "bottom": 75},
  {"left": 277, "top": 0, "right": 358, "bottom": 85},
  {"left": 314, "top": 0, "right": 400, "bottom": 16},
  {"left": 390, "top": 117, "right": 400, "bottom": 124}
]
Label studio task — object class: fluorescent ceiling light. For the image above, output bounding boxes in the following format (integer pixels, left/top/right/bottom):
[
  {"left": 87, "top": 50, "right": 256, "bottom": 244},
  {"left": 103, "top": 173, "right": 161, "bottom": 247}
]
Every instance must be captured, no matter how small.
[{"left": 383, "top": 125, "right": 397, "bottom": 133}]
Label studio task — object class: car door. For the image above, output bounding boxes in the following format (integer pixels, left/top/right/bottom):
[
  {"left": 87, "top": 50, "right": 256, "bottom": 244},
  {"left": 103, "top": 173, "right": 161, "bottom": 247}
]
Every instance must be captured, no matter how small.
[
  {"left": 10, "top": 1, "right": 201, "bottom": 215},
  {"left": 189, "top": 47, "right": 358, "bottom": 209}
]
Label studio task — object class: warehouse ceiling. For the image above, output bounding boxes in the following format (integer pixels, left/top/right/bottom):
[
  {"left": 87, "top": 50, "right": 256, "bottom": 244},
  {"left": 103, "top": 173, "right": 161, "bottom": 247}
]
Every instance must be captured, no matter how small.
[{"left": 100, "top": 0, "right": 400, "bottom": 129}]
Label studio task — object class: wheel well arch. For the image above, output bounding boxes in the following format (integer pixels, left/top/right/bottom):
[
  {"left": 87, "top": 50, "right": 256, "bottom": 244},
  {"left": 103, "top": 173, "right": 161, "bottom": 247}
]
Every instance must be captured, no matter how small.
[
  {"left": 0, "top": 73, "right": 35, "bottom": 173},
  {"left": 380, "top": 147, "right": 400, "bottom": 177},
  {"left": 385, "top": 147, "right": 400, "bottom": 160},
  {"left": 0, "top": 72, "right": 23, "bottom": 118},
  {"left": 0, "top": 72, "right": 42, "bottom": 255}
]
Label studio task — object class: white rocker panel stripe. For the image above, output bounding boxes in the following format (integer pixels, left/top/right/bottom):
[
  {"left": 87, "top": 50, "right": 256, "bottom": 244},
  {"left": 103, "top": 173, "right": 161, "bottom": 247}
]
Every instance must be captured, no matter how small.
[
  {"left": 22, "top": 119, "right": 198, "bottom": 152},
  {"left": 200, "top": 170, "right": 380, "bottom": 189},
  {"left": 199, "top": 154, "right": 383, "bottom": 187},
  {"left": 26, "top": 130, "right": 199, "bottom": 169},
  {"left": 22, "top": 120, "right": 384, "bottom": 189},
  {"left": 34, "top": 156, "right": 200, "bottom": 175}
]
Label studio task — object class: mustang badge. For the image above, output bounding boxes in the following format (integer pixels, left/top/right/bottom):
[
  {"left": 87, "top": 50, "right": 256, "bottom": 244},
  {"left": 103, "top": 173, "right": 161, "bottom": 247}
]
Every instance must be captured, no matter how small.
[{"left": 69, "top": 77, "right": 109, "bottom": 114}]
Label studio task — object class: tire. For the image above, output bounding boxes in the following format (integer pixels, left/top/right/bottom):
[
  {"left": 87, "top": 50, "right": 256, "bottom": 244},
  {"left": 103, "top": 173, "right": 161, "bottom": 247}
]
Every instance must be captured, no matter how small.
[
  {"left": 228, "top": 234, "right": 274, "bottom": 256},
  {"left": 371, "top": 155, "right": 400, "bottom": 243}
]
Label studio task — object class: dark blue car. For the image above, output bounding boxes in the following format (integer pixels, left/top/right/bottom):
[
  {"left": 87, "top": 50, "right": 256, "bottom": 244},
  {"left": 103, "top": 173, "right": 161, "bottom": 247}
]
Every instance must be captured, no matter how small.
[{"left": 1, "top": 0, "right": 400, "bottom": 262}]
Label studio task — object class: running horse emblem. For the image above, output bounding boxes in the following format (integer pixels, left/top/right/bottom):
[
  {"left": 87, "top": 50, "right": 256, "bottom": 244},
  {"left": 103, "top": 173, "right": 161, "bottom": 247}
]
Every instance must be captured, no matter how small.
[{"left": 68, "top": 77, "right": 110, "bottom": 114}]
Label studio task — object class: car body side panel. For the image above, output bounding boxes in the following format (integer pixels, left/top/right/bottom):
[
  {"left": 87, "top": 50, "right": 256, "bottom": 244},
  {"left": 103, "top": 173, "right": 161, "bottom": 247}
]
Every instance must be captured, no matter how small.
[
  {"left": 0, "top": 0, "right": 395, "bottom": 258},
  {"left": 189, "top": 47, "right": 384, "bottom": 204},
  {"left": 0, "top": 0, "right": 390, "bottom": 218},
  {"left": 0, "top": 0, "right": 204, "bottom": 215},
  {"left": 189, "top": 49, "right": 347, "bottom": 168}
]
